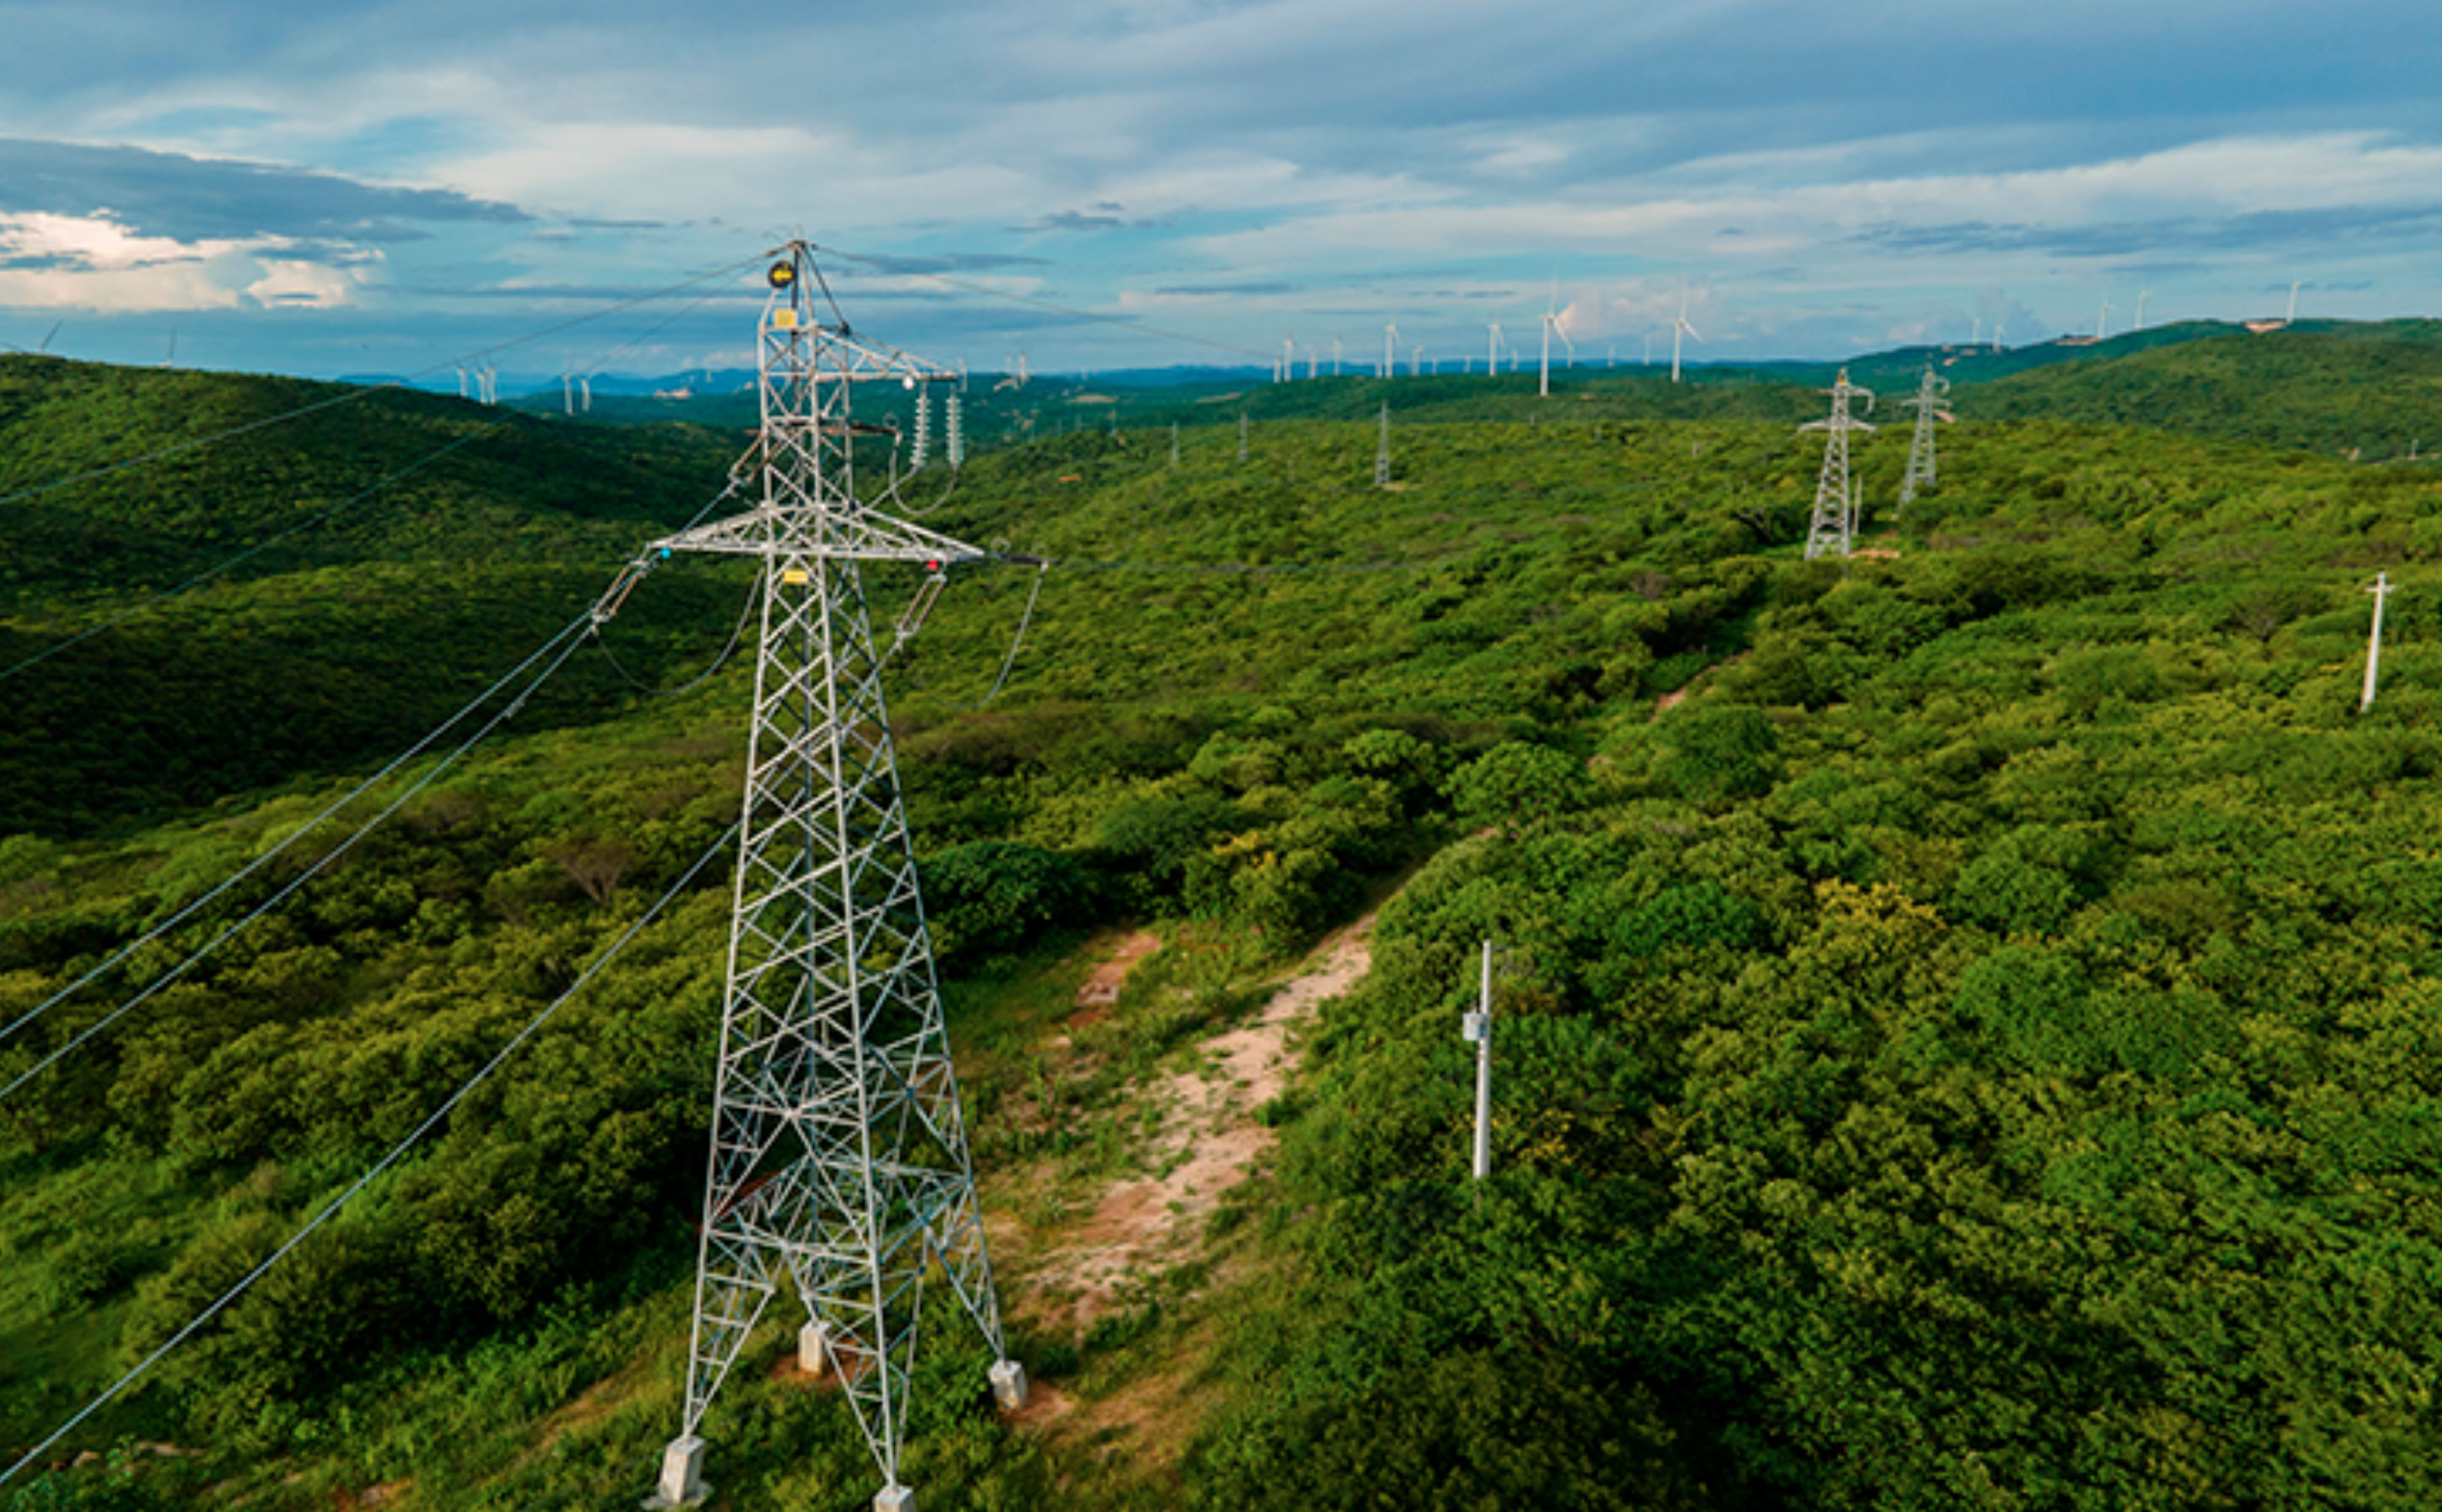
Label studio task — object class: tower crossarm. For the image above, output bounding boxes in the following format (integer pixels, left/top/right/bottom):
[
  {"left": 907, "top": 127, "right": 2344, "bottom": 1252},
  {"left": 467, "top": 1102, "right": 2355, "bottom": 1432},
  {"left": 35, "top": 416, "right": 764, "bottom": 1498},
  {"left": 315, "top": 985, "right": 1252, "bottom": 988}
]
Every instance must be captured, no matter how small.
[{"left": 649, "top": 505, "right": 990, "bottom": 565}]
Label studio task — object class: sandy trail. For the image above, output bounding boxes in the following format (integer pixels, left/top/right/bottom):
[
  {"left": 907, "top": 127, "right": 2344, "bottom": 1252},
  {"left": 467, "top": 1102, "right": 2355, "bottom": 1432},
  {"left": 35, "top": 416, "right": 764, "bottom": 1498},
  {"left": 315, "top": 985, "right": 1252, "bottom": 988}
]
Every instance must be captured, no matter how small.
[{"left": 1026, "top": 915, "right": 1375, "bottom": 1324}]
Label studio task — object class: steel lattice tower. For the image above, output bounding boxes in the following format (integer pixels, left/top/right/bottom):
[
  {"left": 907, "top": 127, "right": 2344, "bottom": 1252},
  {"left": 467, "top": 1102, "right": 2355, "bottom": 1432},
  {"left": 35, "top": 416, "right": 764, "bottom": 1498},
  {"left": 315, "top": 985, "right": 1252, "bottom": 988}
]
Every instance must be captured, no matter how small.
[
  {"left": 649, "top": 244, "right": 1020, "bottom": 1512},
  {"left": 1896, "top": 365, "right": 1952, "bottom": 509},
  {"left": 1802, "top": 367, "right": 1877, "bottom": 560}
]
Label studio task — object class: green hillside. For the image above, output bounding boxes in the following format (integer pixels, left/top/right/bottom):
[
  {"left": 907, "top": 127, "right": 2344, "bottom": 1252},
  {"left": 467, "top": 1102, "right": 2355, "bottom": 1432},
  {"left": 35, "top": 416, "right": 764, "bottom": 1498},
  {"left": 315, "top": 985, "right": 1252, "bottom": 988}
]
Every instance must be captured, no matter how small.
[
  {"left": 6, "top": 352, "right": 2442, "bottom": 1510},
  {"left": 0, "top": 356, "right": 747, "bottom": 835},
  {"left": 1971, "top": 320, "right": 2442, "bottom": 460},
  {"left": 552, "top": 317, "right": 2442, "bottom": 475}
]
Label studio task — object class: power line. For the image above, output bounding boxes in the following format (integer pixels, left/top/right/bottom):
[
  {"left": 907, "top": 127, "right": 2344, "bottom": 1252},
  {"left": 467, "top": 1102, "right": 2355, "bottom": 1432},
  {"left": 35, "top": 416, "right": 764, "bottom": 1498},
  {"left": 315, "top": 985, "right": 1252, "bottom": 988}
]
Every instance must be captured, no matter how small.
[
  {"left": 0, "top": 608, "right": 602, "bottom": 1055},
  {"left": 2, "top": 459, "right": 747, "bottom": 1063},
  {"left": 0, "top": 821, "right": 740, "bottom": 1494},
  {"left": 0, "top": 419, "right": 511, "bottom": 685},
  {"left": 592, "top": 568, "right": 761, "bottom": 698},
  {"left": 981, "top": 560, "right": 1048, "bottom": 702},
  {"left": 0, "top": 618, "right": 598, "bottom": 1110}
]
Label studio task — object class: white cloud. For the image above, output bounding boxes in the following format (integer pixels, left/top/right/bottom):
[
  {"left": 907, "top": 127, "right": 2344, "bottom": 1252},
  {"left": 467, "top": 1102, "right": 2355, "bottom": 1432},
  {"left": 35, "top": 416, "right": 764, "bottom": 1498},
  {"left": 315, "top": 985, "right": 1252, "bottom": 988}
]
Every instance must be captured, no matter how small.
[{"left": 0, "top": 210, "right": 370, "bottom": 311}]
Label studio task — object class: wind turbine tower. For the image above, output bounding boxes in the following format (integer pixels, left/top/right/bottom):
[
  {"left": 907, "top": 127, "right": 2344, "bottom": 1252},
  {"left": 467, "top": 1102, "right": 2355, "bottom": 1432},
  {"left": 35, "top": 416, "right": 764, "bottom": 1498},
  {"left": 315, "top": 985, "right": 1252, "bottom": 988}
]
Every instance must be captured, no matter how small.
[
  {"left": 645, "top": 243, "right": 1022, "bottom": 1512},
  {"left": 1670, "top": 293, "right": 1702, "bottom": 384},
  {"left": 1897, "top": 366, "right": 1953, "bottom": 509},
  {"left": 2134, "top": 290, "right": 2151, "bottom": 331},
  {"left": 1487, "top": 320, "right": 1503, "bottom": 376},
  {"left": 2287, "top": 280, "right": 2304, "bottom": 325},
  {"left": 1801, "top": 368, "right": 1877, "bottom": 560},
  {"left": 1383, "top": 323, "right": 1398, "bottom": 380},
  {"left": 1537, "top": 284, "right": 1574, "bottom": 398}
]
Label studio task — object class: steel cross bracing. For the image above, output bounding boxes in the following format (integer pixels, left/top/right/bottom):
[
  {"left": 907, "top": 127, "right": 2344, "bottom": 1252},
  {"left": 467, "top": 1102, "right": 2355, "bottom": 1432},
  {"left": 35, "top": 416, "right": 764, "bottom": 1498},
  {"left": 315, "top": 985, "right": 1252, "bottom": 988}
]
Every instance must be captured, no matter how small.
[
  {"left": 651, "top": 243, "right": 1019, "bottom": 1512},
  {"left": 1897, "top": 366, "right": 1953, "bottom": 510},
  {"left": 1801, "top": 367, "right": 1877, "bottom": 560}
]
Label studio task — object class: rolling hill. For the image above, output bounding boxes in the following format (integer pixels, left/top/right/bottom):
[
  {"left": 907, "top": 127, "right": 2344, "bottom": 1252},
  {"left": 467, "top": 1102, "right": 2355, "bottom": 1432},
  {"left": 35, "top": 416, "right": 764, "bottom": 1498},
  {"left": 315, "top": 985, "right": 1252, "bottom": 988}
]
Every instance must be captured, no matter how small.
[{"left": 6, "top": 346, "right": 2442, "bottom": 1510}]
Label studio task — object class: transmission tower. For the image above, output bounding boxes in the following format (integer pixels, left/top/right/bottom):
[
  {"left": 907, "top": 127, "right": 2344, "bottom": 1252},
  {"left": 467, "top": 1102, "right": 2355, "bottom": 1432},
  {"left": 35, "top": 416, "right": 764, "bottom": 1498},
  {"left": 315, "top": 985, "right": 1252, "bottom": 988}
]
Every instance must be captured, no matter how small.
[
  {"left": 1374, "top": 401, "right": 1392, "bottom": 488},
  {"left": 1896, "top": 366, "right": 1952, "bottom": 509},
  {"left": 1801, "top": 367, "right": 1876, "bottom": 560},
  {"left": 645, "top": 243, "right": 1021, "bottom": 1512}
]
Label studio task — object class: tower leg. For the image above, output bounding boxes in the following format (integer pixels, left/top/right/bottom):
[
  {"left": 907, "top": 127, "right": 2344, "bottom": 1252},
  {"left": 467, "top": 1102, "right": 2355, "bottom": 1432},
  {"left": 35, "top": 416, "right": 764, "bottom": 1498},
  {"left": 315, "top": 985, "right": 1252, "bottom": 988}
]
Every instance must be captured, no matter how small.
[
  {"left": 876, "top": 1487, "right": 915, "bottom": 1512},
  {"left": 647, "top": 1435, "right": 706, "bottom": 1508},
  {"left": 800, "top": 1319, "right": 832, "bottom": 1378},
  {"left": 990, "top": 1358, "right": 1029, "bottom": 1411}
]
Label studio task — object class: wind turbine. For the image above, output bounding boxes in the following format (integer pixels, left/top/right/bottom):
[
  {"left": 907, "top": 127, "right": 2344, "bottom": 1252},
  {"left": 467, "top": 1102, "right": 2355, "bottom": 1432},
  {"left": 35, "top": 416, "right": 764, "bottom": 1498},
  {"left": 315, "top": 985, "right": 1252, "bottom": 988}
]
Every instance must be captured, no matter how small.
[
  {"left": 1383, "top": 323, "right": 1397, "bottom": 379},
  {"left": 2134, "top": 290, "right": 2151, "bottom": 331},
  {"left": 2097, "top": 298, "right": 2111, "bottom": 340},
  {"left": 1332, "top": 337, "right": 1343, "bottom": 376},
  {"left": 1487, "top": 320, "right": 1503, "bottom": 375},
  {"left": 1411, "top": 345, "right": 1424, "bottom": 377},
  {"left": 1539, "top": 282, "right": 1567, "bottom": 398},
  {"left": 1670, "top": 292, "right": 1702, "bottom": 384},
  {"left": 2286, "top": 280, "right": 2304, "bottom": 324}
]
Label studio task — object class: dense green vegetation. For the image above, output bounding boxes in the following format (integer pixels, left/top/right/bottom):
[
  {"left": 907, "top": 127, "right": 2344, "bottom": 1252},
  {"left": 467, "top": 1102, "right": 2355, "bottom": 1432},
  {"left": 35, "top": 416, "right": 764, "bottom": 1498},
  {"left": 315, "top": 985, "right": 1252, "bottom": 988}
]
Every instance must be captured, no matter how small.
[{"left": 6, "top": 340, "right": 2442, "bottom": 1509}]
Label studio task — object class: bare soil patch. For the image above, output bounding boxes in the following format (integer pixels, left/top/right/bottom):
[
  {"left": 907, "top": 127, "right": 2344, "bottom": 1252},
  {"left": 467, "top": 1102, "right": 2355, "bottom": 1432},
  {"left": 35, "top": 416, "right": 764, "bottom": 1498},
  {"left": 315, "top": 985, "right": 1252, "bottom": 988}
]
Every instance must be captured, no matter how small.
[{"left": 1025, "top": 914, "right": 1375, "bottom": 1328}]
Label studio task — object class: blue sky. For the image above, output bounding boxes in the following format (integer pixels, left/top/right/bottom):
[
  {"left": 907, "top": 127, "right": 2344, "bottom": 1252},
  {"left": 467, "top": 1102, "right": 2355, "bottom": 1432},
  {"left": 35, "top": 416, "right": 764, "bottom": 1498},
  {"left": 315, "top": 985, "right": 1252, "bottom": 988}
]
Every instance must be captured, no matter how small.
[{"left": 3, "top": 0, "right": 2439, "bottom": 381}]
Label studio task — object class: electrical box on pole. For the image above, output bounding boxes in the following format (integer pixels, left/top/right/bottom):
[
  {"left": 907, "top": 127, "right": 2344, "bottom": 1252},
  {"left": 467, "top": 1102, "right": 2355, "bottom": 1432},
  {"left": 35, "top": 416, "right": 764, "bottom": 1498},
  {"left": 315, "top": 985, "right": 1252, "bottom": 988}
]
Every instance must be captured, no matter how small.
[{"left": 1464, "top": 939, "right": 1492, "bottom": 1181}]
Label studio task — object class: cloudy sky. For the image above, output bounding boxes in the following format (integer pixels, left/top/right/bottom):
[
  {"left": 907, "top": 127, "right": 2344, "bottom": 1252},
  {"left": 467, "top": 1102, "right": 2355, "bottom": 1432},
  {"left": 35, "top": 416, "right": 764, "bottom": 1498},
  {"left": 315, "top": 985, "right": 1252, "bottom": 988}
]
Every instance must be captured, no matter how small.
[{"left": 3, "top": 0, "right": 2437, "bottom": 381}]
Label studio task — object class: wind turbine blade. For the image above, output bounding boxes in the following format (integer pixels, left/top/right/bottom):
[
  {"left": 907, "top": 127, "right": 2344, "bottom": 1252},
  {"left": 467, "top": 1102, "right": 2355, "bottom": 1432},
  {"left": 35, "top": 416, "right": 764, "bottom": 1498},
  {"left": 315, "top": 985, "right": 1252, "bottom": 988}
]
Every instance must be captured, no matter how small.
[
  {"left": 1682, "top": 322, "right": 1704, "bottom": 343},
  {"left": 40, "top": 321, "right": 61, "bottom": 353}
]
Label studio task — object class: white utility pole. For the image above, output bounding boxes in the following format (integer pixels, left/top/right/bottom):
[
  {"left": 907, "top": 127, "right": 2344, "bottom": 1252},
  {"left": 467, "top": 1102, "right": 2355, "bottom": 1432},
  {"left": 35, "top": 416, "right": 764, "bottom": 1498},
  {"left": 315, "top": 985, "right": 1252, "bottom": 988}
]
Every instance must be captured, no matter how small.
[
  {"left": 1463, "top": 940, "right": 1493, "bottom": 1181},
  {"left": 2364, "top": 572, "right": 2395, "bottom": 713}
]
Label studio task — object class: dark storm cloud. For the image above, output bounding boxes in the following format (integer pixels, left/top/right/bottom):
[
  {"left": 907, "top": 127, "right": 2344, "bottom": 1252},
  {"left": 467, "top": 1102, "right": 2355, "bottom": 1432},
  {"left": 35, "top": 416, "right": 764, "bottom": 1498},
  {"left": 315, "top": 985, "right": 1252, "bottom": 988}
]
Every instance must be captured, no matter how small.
[{"left": 0, "top": 138, "right": 528, "bottom": 249}]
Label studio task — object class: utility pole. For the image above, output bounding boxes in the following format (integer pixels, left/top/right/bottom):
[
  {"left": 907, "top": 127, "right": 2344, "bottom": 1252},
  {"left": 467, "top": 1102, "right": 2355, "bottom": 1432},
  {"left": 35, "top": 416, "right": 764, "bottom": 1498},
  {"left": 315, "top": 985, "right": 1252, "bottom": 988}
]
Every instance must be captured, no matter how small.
[
  {"left": 644, "top": 244, "right": 1021, "bottom": 1512},
  {"left": 1374, "top": 401, "right": 1392, "bottom": 489},
  {"left": 1802, "top": 368, "right": 1877, "bottom": 560},
  {"left": 1897, "top": 366, "right": 1953, "bottom": 510},
  {"left": 1463, "top": 940, "right": 1492, "bottom": 1181},
  {"left": 2364, "top": 571, "right": 2394, "bottom": 713}
]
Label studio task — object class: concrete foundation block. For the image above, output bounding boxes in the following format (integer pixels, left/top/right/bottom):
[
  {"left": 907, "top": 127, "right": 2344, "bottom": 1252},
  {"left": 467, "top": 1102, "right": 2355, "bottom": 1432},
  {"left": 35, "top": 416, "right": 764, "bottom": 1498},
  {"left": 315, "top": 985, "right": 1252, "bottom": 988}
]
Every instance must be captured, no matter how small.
[
  {"left": 989, "top": 1358, "right": 1029, "bottom": 1412},
  {"left": 875, "top": 1484, "right": 915, "bottom": 1512},
  {"left": 644, "top": 1435, "right": 706, "bottom": 1508},
  {"left": 799, "top": 1320, "right": 831, "bottom": 1378}
]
